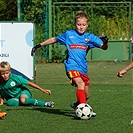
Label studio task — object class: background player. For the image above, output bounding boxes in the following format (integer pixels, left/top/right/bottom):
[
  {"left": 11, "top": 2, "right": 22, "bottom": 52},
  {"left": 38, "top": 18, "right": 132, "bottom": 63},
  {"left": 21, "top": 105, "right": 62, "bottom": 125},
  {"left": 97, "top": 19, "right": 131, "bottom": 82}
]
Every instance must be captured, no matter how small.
[
  {"left": 117, "top": 61, "right": 133, "bottom": 77},
  {"left": 0, "top": 61, "right": 54, "bottom": 107},
  {"left": 31, "top": 11, "right": 108, "bottom": 116}
]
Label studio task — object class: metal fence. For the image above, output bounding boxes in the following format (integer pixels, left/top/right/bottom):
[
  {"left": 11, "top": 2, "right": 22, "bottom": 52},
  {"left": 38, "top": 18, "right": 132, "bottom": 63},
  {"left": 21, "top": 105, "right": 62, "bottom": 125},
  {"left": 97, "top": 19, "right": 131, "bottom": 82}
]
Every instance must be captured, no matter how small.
[
  {"left": 52, "top": 2, "right": 132, "bottom": 61},
  {"left": 19, "top": 1, "right": 132, "bottom": 62}
]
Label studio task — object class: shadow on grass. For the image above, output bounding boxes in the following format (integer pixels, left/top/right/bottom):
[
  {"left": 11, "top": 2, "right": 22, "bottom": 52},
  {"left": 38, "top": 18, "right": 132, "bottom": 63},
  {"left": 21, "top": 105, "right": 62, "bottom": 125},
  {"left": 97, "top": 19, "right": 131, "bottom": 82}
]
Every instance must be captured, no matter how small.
[
  {"left": 33, "top": 107, "right": 77, "bottom": 119},
  {"left": 6, "top": 106, "right": 78, "bottom": 120}
]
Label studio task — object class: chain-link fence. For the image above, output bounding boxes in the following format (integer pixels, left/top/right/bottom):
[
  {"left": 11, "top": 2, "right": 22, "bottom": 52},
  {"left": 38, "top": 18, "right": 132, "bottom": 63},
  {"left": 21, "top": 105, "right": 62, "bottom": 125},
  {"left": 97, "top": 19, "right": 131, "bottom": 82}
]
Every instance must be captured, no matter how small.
[
  {"left": 53, "top": 2, "right": 132, "bottom": 40},
  {"left": 18, "top": 1, "right": 132, "bottom": 62},
  {"left": 52, "top": 2, "right": 132, "bottom": 61}
]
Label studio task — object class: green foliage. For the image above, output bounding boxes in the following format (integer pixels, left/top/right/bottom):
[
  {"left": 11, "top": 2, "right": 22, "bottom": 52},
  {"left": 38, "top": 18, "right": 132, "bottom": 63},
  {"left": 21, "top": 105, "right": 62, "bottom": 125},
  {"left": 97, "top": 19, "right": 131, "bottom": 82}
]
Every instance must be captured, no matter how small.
[
  {"left": 0, "top": 0, "right": 17, "bottom": 21},
  {"left": 51, "top": 44, "right": 66, "bottom": 63},
  {"left": 21, "top": 0, "right": 46, "bottom": 24},
  {"left": 0, "top": 1, "right": 6, "bottom": 11},
  {"left": 53, "top": 2, "right": 131, "bottom": 39},
  {"left": 20, "top": 0, "right": 49, "bottom": 62},
  {"left": 20, "top": 0, "right": 47, "bottom": 41}
]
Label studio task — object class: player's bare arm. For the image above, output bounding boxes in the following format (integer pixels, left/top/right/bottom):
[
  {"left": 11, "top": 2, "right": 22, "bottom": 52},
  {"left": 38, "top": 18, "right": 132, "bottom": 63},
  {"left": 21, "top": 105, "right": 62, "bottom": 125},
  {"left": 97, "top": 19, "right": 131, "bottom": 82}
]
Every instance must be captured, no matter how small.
[
  {"left": 31, "top": 37, "right": 57, "bottom": 56},
  {"left": 40, "top": 37, "right": 57, "bottom": 46},
  {"left": 117, "top": 62, "right": 133, "bottom": 77},
  {"left": 28, "top": 81, "right": 51, "bottom": 95}
]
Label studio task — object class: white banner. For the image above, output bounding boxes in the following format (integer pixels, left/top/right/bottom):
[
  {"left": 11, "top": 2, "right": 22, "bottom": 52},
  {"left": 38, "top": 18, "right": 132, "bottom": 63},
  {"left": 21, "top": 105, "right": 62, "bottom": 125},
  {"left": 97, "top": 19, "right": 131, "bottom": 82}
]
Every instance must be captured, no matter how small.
[{"left": 0, "top": 22, "right": 34, "bottom": 80}]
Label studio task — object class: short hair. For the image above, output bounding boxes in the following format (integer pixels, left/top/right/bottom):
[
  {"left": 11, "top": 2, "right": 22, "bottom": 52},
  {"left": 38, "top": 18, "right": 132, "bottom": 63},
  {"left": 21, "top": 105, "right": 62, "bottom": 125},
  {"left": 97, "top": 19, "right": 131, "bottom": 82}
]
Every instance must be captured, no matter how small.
[
  {"left": 0, "top": 61, "right": 11, "bottom": 72},
  {"left": 75, "top": 11, "right": 88, "bottom": 22}
]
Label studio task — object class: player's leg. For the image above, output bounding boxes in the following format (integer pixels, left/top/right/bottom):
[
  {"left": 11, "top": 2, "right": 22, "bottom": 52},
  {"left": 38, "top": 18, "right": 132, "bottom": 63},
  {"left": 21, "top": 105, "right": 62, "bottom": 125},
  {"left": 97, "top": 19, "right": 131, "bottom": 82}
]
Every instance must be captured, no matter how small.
[
  {"left": 71, "top": 86, "right": 90, "bottom": 108},
  {"left": 73, "top": 77, "right": 86, "bottom": 104},
  {"left": 81, "top": 73, "right": 90, "bottom": 100},
  {"left": 84, "top": 86, "right": 90, "bottom": 100},
  {"left": 84, "top": 86, "right": 96, "bottom": 117},
  {"left": 75, "top": 73, "right": 90, "bottom": 104},
  {"left": 84, "top": 85, "right": 95, "bottom": 115},
  {"left": 7, "top": 98, "right": 19, "bottom": 106},
  {"left": 70, "top": 73, "right": 96, "bottom": 117},
  {"left": 70, "top": 78, "right": 86, "bottom": 109},
  {"left": 67, "top": 70, "right": 86, "bottom": 108},
  {"left": 20, "top": 90, "right": 54, "bottom": 107}
]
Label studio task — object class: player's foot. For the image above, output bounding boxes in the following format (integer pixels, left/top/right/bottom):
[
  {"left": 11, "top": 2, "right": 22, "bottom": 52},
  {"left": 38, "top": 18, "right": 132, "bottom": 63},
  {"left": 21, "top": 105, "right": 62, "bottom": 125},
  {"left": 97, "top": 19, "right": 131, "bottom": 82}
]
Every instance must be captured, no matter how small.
[
  {"left": 45, "top": 101, "right": 54, "bottom": 107},
  {"left": 92, "top": 112, "right": 96, "bottom": 117},
  {"left": 70, "top": 102, "right": 76, "bottom": 109},
  {"left": 0, "top": 112, "right": 7, "bottom": 119}
]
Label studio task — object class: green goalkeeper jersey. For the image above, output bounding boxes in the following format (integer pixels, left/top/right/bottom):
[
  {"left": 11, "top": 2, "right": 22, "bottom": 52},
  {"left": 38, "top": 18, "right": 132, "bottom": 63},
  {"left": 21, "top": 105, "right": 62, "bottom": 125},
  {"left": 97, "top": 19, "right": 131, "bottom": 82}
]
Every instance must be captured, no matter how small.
[{"left": 0, "top": 73, "right": 30, "bottom": 100}]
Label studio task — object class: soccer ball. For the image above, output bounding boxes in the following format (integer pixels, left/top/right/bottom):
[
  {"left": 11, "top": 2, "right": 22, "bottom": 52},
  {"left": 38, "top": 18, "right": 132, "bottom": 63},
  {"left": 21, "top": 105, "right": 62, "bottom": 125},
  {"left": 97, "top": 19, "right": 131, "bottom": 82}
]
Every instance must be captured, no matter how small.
[{"left": 75, "top": 103, "right": 93, "bottom": 120}]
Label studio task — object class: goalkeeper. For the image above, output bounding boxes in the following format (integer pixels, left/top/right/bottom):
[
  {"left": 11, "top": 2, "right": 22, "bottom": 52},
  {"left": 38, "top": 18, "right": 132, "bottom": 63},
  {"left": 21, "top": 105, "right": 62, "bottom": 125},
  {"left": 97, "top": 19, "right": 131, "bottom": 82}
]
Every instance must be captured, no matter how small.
[
  {"left": 31, "top": 11, "right": 108, "bottom": 117},
  {"left": 0, "top": 61, "right": 54, "bottom": 107}
]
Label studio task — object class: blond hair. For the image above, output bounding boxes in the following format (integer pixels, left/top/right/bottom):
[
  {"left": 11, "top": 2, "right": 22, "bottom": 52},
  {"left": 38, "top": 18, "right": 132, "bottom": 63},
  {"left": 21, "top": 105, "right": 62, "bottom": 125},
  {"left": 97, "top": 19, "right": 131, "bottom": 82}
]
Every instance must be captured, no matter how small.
[
  {"left": 75, "top": 11, "right": 88, "bottom": 22},
  {"left": 0, "top": 61, "right": 11, "bottom": 72}
]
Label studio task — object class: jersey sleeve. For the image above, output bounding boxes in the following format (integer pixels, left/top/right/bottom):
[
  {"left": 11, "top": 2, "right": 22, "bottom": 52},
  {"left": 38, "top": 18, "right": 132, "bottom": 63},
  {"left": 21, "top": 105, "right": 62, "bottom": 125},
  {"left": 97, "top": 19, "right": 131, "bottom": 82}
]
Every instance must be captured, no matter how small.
[
  {"left": 14, "top": 74, "right": 29, "bottom": 85},
  {"left": 19, "top": 76, "right": 28, "bottom": 85},
  {"left": 55, "top": 31, "right": 66, "bottom": 45},
  {"left": 89, "top": 34, "right": 103, "bottom": 48}
]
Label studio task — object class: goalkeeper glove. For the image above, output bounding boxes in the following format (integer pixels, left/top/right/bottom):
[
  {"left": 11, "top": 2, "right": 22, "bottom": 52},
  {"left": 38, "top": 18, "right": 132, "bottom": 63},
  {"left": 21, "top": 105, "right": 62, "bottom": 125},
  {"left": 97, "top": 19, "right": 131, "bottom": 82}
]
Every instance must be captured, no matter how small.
[
  {"left": 100, "top": 36, "right": 109, "bottom": 44},
  {"left": 31, "top": 43, "right": 41, "bottom": 56}
]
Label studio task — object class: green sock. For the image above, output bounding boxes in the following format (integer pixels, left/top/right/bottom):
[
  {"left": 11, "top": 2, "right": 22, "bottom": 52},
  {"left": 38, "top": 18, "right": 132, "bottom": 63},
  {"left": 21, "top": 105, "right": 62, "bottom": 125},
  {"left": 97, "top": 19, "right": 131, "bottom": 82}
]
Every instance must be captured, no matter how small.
[
  {"left": 25, "top": 98, "right": 46, "bottom": 107},
  {"left": 7, "top": 98, "right": 19, "bottom": 106}
]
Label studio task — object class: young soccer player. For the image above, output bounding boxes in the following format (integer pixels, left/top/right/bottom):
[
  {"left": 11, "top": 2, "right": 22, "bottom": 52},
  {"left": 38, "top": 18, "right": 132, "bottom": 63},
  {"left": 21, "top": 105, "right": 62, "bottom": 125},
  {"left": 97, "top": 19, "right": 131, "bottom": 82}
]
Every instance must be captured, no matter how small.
[
  {"left": 31, "top": 11, "right": 108, "bottom": 116},
  {"left": 0, "top": 61, "right": 54, "bottom": 107},
  {"left": 117, "top": 61, "right": 133, "bottom": 77}
]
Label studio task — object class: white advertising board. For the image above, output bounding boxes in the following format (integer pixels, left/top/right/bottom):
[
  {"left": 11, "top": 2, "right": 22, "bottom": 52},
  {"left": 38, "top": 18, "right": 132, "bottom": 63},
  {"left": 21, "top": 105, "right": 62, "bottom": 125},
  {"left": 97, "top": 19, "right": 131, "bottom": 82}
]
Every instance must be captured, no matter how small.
[{"left": 0, "top": 22, "right": 34, "bottom": 80}]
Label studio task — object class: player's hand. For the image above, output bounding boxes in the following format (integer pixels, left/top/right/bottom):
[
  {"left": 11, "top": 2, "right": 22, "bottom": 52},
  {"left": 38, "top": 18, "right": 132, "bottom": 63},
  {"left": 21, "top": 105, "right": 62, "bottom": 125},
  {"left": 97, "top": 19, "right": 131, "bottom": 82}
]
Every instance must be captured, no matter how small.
[
  {"left": 117, "top": 69, "right": 127, "bottom": 78},
  {"left": 117, "top": 72, "right": 123, "bottom": 77},
  {"left": 100, "top": 36, "right": 109, "bottom": 44},
  {"left": 31, "top": 43, "right": 41, "bottom": 56},
  {"left": 43, "top": 89, "right": 51, "bottom": 95}
]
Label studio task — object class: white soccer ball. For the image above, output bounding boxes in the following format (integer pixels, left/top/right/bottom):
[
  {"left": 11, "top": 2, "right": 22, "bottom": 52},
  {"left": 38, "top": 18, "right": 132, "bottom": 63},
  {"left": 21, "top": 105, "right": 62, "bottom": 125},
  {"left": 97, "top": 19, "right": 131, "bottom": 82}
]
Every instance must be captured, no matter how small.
[{"left": 75, "top": 103, "right": 93, "bottom": 120}]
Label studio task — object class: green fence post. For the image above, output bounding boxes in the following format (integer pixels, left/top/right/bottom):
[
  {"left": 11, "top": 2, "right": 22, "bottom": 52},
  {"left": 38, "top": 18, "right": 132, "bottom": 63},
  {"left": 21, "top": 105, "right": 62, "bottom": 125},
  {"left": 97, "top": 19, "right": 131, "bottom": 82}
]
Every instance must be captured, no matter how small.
[
  {"left": 48, "top": 0, "right": 52, "bottom": 61},
  {"left": 18, "top": 0, "right": 22, "bottom": 21},
  {"left": 129, "top": 2, "right": 132, "bottom": 60}
]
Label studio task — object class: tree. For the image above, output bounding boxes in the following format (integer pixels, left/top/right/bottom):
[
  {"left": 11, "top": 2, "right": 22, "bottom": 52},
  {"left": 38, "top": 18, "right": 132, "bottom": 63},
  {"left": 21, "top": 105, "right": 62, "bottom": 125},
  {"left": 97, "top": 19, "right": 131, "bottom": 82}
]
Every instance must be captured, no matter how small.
[{"left": 0, "top": 0, "right": 17, "bottom": 21}]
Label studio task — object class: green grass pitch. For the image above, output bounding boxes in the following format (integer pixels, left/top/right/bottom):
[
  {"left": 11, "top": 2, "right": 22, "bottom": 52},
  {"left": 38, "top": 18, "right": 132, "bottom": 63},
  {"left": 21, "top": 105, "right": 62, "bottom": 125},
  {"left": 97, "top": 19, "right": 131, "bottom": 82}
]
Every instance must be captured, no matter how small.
[{"left": 0, "top": 61, "right": 132, "bottom": 133}]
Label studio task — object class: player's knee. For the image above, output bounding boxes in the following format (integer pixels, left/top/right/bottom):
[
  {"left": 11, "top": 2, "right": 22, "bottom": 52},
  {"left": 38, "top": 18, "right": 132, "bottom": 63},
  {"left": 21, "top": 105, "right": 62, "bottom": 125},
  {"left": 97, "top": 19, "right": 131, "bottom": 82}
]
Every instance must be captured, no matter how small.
[
  {"left": 7, "top": 98, "right": 19, "bottom": 106},
  {"left": 20, "top": 94, "right": 29, "bottom": 105},
  {"left": 20, "top": 98, "right": 26, "bottom": 105},
  {"left": 77, "top": 81, "right": 85, "bottom": 88}
]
